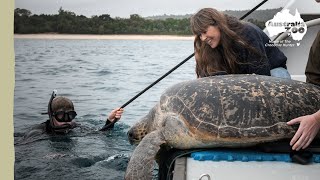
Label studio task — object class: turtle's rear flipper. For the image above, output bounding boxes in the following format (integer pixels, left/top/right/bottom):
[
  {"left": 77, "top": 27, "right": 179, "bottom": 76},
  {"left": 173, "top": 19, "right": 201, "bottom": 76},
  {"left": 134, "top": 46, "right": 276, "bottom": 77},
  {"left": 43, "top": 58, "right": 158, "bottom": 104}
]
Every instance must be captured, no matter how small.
[
  {"left": 257, "top": 140, "right": 317, "bottom": 165},
  {"left": 290, "top": 151, "right": 313, "bottom": 165}
]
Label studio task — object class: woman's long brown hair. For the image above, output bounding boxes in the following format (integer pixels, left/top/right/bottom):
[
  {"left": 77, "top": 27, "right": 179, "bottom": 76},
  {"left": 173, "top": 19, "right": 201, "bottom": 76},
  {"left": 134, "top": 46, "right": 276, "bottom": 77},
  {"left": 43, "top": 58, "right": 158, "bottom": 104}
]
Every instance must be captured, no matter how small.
[{"left": 191, "top": 8, "right": 264, "bottom": 78}]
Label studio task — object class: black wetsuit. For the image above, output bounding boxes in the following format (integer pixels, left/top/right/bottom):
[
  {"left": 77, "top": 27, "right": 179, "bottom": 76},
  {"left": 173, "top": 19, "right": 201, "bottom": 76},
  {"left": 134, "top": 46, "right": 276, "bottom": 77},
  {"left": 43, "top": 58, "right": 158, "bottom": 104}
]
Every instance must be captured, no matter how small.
[
  {"left": 21, "top": 119, "right": 114, "bottom": 141},
  {"left": 104, "top": 119, "right": 115, "bottom": 128}
]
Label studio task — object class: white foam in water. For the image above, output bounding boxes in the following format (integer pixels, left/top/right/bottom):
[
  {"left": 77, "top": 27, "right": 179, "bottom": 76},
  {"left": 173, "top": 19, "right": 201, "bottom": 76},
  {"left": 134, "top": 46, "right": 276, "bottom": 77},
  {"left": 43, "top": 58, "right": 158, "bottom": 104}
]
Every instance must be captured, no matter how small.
[{"left": 105, "top": 153, "right": 130, "bottom": 162}]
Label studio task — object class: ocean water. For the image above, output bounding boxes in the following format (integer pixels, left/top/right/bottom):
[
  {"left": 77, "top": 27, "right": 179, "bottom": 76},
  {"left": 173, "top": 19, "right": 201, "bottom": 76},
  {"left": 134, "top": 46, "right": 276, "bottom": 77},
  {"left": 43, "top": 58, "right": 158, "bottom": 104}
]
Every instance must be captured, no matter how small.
[{"left": 14, "top": 38, "right": 195, "bottom": 180}]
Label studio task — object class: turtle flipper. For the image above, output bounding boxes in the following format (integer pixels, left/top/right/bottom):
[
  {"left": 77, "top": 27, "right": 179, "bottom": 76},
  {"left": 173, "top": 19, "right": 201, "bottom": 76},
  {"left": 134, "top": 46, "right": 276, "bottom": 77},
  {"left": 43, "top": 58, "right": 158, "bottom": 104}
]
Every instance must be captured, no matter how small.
[{"left": 125, "top": 130, "right": 165, "bottom": 180}]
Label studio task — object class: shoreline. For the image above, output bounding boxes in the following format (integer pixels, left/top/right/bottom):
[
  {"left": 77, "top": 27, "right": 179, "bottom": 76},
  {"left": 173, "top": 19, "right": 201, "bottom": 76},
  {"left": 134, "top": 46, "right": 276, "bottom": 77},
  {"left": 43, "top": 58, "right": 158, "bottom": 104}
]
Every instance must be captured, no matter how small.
[{"left": 14, "top": 34, "right": 194, "bottom": 40}]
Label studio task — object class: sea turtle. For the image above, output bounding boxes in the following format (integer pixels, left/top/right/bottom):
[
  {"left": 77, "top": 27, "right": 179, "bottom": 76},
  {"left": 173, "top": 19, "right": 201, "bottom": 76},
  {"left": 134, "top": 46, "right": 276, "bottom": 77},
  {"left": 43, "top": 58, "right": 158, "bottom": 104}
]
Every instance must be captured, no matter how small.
[{"left": 125, "top": 74, "right": 320, "bottom": 180}]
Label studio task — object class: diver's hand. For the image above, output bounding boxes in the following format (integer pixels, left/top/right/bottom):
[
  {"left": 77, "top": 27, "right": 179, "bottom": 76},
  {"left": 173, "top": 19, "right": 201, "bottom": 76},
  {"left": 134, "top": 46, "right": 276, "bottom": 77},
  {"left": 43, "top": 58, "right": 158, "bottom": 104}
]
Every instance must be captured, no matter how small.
[
  {"left": 108, "top": 108, "right": 124, "bottom": 122},
  {"left": 287, "top": 110, "right": 320, "bottom": 151}
]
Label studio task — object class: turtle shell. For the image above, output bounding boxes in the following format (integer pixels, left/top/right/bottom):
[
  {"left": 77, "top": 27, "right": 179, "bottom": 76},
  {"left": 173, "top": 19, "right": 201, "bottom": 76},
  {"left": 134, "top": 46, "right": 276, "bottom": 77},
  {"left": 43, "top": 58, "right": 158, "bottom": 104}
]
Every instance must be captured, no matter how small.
[{"left": 160, "top": 75, "right": 320, "bottom": 140}]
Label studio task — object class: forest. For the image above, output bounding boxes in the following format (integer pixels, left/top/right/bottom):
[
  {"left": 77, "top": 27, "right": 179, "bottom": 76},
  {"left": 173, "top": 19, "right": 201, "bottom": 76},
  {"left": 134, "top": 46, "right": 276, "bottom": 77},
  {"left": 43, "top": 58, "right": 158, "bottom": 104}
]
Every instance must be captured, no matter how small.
[{"left": 14, "top": 7, "right": 271, "bottom": 35}]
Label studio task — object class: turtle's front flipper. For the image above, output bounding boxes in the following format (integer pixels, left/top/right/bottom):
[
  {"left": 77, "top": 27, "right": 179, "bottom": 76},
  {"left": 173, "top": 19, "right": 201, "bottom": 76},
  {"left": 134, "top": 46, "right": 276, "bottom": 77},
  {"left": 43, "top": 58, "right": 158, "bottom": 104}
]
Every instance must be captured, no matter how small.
[{"left": 125, "top": 130, "right": 165, "bottom": 180}]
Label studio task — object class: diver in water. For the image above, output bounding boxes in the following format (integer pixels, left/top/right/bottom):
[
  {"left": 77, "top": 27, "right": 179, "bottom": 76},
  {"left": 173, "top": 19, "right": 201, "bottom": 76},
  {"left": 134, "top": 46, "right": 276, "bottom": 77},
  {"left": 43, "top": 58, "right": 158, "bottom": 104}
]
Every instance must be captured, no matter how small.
[{"left": 21, "top": 90, "right": 124, "bottom": 139}]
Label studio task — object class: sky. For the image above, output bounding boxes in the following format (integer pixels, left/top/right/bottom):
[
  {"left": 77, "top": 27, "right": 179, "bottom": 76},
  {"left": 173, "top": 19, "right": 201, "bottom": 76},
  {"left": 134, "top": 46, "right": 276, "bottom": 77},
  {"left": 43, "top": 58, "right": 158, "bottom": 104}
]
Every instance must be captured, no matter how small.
[{"left": 14, "top": 0, "right": 291, "bottom": 18}]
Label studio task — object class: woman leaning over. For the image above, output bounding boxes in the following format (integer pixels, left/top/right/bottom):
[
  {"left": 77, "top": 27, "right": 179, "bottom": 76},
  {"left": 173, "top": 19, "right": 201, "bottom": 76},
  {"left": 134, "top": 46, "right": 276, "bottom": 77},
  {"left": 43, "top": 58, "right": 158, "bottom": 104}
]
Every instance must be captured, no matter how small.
[{"left": 190, "top": 8, "right": 290, "bottom": 78}]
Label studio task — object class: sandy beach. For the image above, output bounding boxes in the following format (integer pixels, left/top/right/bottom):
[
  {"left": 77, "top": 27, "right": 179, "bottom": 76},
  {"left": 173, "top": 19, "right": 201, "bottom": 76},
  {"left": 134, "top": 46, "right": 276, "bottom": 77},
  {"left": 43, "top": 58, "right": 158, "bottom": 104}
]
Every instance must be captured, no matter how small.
[{"left": 14, "top": 34, "right": 194, "bottom": 40}]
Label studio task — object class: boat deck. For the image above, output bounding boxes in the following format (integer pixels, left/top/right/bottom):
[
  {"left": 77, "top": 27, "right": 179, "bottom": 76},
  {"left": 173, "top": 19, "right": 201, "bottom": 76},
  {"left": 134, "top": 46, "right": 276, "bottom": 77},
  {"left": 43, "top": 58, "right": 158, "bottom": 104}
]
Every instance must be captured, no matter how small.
[{"left": 172, "top": 157, "right": 320, "bottom": 180}]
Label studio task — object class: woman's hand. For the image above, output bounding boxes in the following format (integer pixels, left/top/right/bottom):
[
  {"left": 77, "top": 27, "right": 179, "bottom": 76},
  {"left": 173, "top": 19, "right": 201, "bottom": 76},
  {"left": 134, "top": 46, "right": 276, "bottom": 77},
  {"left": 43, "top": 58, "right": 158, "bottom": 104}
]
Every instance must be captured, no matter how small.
[{"left": 287, "top": 110, "right": 320, "bottom": 150}]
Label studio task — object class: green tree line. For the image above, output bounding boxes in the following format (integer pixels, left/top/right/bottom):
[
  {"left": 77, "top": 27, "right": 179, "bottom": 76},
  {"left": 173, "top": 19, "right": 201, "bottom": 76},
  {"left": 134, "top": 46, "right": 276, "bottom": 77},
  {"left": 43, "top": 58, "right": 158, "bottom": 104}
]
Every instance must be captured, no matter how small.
[{"left": 14, "top": 8, "right": 266, "bottom": 35}]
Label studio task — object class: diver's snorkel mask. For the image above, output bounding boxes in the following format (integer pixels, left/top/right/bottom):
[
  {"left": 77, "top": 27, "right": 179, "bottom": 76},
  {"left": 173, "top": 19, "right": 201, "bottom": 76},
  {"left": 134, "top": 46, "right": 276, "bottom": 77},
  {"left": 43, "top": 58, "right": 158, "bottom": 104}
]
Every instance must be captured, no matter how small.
[{"left": 45, "top": 90, "right": 74, "bottom": 134}]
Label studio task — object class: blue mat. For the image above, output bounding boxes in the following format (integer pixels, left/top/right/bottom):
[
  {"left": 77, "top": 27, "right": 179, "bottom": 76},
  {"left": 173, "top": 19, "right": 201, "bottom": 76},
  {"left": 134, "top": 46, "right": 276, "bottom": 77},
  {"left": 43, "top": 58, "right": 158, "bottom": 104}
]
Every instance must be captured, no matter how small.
[{"left": 191, "top": 150, "right": 320, "bottom": 163}]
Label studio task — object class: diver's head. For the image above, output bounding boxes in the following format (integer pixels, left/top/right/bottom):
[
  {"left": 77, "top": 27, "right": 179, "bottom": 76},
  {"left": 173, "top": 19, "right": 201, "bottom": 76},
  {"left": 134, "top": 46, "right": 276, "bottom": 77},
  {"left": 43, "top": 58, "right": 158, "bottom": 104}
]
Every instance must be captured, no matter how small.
[{"left": 49, "top": 96, "right": 77, "bottom": 133}]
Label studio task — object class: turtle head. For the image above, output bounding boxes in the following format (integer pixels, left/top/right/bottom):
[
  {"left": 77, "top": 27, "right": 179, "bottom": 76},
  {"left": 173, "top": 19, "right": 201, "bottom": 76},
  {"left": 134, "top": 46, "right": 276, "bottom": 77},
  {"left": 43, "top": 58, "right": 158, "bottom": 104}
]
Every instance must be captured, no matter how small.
[{"left": 127, "top": 104, "right": 159, "bottom": 145}]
